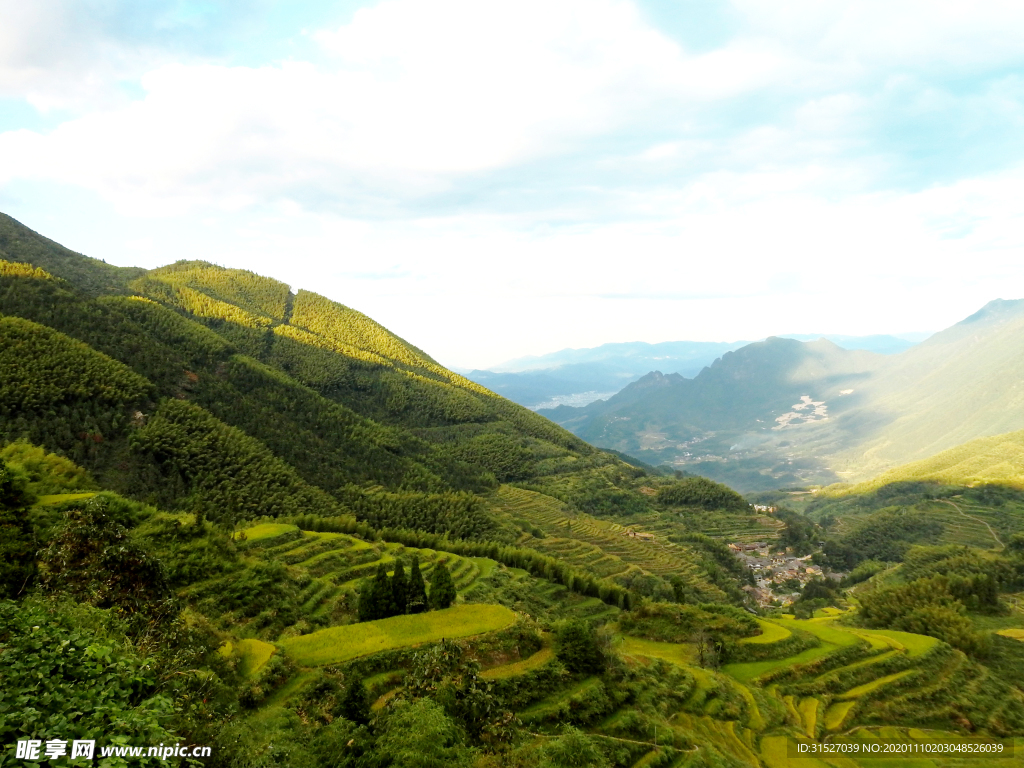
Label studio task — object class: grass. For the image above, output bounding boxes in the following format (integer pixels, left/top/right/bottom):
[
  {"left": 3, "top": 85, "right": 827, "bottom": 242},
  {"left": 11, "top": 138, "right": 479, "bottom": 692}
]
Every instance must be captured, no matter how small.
[
  {"left": 996, "top": 628, "right": 1024, "bottom": 641},
  {"left": 850, "top": 629, "right": 937, "bottom": 658},
  {"left": 237, "top": 638, "right": 276, "bottom": 676},
  {"left": 723, "top": 643, "right": 838, "bottom": 684},
  {"left": 521, "top": 677, "right": 602, "bottom": 718},
  {"left": 817, "top": 650, "right": 899, "bottom": 681},
  {"left": 740, "top": 618, "right": 792, "bottom": 644},
  {"left": 480, "top": 645, "right": 554, "bottom": 680},
  {"left": 481, "top": 635, "right": 555, "bottom": 680},
  {"left": 837, "top": 670, "right": 915, "bottom": 700},
  {"left": 799, "top": 697, "right": 818, "bottom": 738},
  {"left": 617, "top": 635, "right": 694, "bottom": 666},
  {"left": 278, "top": 604, "right": 516, "bottom": 666},
  {"left": 824, "top": 700, "right": 856, "bottom": 731},
  {"left": 725, "top": 617, "right": 863, "bottom": 683},
  {"left": 234, "top": 523, "right": 299, "bottom": 542},
  {"left": 35, "top": 492, "right": 97, "bottom": 506},
  {"left": 218, "top": 638, "right": 277, "bottom": 677}
]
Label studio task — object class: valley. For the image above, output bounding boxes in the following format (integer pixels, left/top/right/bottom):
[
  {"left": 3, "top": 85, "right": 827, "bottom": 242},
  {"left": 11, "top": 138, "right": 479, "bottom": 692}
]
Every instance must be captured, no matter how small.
[{"left": 3, "top": 211, "right": 1024, "bottom": 768}]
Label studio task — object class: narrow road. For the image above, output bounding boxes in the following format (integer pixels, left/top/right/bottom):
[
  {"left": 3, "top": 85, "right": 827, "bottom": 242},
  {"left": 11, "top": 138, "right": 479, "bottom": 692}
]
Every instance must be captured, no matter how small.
[{"left": 939, "top": 499, "right": 1004, "bottom": 551}]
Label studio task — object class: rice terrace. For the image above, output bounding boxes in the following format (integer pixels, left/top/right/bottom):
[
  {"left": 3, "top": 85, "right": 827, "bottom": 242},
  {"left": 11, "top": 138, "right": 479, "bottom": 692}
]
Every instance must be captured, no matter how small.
[{"left": 6, "top": 192, "right": 1024, "bottom": 768}]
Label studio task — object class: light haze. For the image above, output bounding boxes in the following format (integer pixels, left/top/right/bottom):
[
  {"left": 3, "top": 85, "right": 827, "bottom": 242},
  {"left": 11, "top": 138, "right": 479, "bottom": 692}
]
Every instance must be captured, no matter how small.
[{"left": 1, "top": 0, "right": 1022, "bottom": 368}]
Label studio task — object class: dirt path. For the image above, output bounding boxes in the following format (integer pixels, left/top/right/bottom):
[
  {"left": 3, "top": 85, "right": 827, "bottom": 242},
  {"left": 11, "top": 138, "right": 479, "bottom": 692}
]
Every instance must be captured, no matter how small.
[{"left": 940, "top": 499, "right": 1004, "bottom": 550}]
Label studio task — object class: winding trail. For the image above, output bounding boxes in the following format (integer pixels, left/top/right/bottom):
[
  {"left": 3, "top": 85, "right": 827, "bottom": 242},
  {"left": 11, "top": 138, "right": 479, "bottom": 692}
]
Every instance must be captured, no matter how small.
[{"left": 939, "top": 499, "right": 1004, "bottom": 550}]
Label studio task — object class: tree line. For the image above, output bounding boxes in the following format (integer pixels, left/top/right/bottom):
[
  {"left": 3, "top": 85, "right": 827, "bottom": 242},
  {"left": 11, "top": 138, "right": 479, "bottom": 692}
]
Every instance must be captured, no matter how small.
[{"left": 356, "top": 557, "right": 456, "bottom": 621}]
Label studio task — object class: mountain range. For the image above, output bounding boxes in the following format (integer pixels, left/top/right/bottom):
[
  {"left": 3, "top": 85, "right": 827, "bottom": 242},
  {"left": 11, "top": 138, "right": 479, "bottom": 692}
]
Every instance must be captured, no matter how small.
[
  {"left": 540, "top": 301, "right": 1024, "bottom": 491},
  {"left": 5, "top": 211, "right": 1024, "bottom": 764},
  {"left": 465, "top": 334, "right": 923, "bottom": 410}
]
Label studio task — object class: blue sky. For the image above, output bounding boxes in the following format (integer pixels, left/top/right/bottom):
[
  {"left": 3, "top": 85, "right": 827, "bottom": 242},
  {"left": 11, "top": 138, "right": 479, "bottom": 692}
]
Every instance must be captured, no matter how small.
[{"left": 1, "top": 0, "right": 1023, "bottom": 368}]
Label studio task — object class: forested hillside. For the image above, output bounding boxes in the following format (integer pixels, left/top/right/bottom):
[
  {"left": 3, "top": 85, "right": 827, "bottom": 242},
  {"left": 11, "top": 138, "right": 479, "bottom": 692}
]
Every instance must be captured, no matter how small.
[{"left": 4, "top": 211, "right": 1024, "bottom": 768}]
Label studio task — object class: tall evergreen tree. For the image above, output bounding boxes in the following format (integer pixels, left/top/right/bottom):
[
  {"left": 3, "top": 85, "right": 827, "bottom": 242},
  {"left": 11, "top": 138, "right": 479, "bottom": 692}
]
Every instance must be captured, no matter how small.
[
  {"left": 357, "top": 576, "right": 377, "bottom": 622},
  {"left": 407, "top": 555, "right": 428, "bottom": 614},
  {"left": 370, "top": 562, "right": 396, "bottom": 618},
  {"left": 428, "top": 560, "right": 457, "bottom": 610},
  {"left": 340, "top": 675, "right": 371, "bottom": 726},
  {"left": 391, "top": 558, "right": 408, "bottom": 615}
]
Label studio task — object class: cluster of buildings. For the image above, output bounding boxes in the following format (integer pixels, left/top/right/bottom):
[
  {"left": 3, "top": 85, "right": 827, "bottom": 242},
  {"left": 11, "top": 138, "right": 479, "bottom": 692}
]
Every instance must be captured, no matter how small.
[{"left": 728, "top": 541, "right": 828, "bottom": 608}]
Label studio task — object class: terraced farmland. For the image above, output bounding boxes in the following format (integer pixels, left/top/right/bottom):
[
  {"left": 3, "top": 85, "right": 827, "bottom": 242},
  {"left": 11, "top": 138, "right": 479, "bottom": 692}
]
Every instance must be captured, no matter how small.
[
  {"left": 829, "top": 500, "right": 1003, "bottom": 550},
  {"left": 489, "top": 486, "right": 730, "bottom": 601},
  {"left": 507, "top": 614, "right": 1020, "bottom": 768},
  {"left": 199, "top": 522, "right": 1022, "bottom": 767},
  {"left": 279, "top": 604, "right": 516, "bottom": 666}
]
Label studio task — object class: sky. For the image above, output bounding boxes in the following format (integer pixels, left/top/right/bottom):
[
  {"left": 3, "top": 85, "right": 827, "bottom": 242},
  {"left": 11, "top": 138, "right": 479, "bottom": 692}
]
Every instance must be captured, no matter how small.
[{"left": 1, "top": 1, "right": 1023, "bottom": 369}]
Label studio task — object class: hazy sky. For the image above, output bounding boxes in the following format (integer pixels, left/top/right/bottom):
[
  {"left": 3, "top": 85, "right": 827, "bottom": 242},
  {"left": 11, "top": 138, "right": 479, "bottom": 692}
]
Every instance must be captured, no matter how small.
[{"left": 2, "top": 1, "right": 1023, "bottom": 369}]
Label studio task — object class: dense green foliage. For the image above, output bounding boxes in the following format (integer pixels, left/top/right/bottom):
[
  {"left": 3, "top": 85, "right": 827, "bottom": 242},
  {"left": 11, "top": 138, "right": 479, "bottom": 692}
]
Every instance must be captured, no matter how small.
[
  {"left": 820, "top": 508, "right": 944, "bottom": 569},
  {"left": 7, "top": 213, "right": 1024, "bottom": 768},
  {"left": 0, "top": 315, "right": 151, "bottom": 416},
  {"left": 131, "top": 398, "right": 346, "bottom": 524},
  {"left": 555, "top": 620, "right": 605, "bottom": 674},
  {"left": 0, "top": 600, "right": 179, "bottom": 759},
  {"left": 0, "top": 461, "right": 36, "bottom": 598},
  {"left": 656, "top": 476, "right": 748, "bottom": 510},
  {"left": 429, "top": 561, "right": 457, "bottom": 610},
  {"left": 858, "top": 577, "right": 988, "bottom": 655}
]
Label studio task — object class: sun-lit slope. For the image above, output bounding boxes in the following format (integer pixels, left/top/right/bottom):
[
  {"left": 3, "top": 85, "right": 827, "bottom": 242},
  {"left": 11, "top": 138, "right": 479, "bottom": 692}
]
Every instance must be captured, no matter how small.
[
  {"left": 508, "top": 613, "right": 1022, "bottom": 768},
  {"left": 831, "top": 299, "right": 1024, "bottom": 478},
  {"left": 132, "top": 260, "right": 292, "bottom": 325},
  {"left": 279, "top": 604, "right": 516, "bottom": 666},
  {"left": 129, "top": 259, "right": 592, "bottom": 455},
  {"left": 827, "top": 428, "right": 1024, "bottom": 494},
  {"left": 0, "top": 228, "right": 604, "bottom": 524}
]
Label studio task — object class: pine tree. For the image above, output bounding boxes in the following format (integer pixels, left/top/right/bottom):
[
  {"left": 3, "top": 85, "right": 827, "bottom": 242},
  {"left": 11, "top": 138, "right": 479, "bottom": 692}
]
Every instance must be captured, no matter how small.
[
  {"left": 428, "top": 560, "right": 457, "bottom": 610},
  {"left": 391, "top": 558, "right": 408, "bottom": 616},
  {"left": 407, "top": 555, "right": 428, "bottom": 614},
  {"left": 357, "top": 576, "right": 377, "bottom": 622},
  {"left": 370, "top": 562, "right": 396, "bottom": 618},
  {"left": 340, "top": 675, "right": 371, "bottom": 725}
]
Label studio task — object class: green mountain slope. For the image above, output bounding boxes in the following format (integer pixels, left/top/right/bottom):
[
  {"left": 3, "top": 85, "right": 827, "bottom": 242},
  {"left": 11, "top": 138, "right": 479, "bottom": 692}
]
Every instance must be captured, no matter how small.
[
  {"left": 829, "top": 299, "right": 1024, "bottom": 477},
  {"left": 541, "top": 337, "right": 884, "bottom": 489},
  {"left": 827, "top": 428, "right": 1024, "bottom": 495},
  {"left": 4, "top": 211, "right": 1024, "bottom": 768},
  {"left": 0, "top": 212, "right": 734, "bottom": 599},
  {"left": 544, "top": 301, "right": 1024, "bottom": 490}
]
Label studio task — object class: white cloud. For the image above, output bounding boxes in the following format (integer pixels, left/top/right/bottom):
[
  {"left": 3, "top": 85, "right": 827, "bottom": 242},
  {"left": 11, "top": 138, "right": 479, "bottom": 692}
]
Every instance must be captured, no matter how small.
[{"left": 3, "top": 0, "right": 1024, "bottom": 366}]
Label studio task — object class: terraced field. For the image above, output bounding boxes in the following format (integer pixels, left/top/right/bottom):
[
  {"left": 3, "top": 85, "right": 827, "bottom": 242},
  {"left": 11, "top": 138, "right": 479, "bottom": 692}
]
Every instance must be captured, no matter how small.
[
  {"left": 489, "top": 486, "right": 730, "bottom": 601},
  {"left": 829, "top": 500, "right": 1002, "bottom": 550},
  {"left": 279, "top": 604, "right": 517, "bottom": 666},
  {"left": 518, "top": 614, "right": 1018, "bottom": 768},
  {"left": 211, "top": 522, "right": 1020, "bottom": 767}
]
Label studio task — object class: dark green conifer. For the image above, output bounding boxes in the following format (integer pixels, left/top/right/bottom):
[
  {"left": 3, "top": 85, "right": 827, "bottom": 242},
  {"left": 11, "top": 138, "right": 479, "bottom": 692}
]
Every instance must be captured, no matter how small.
[
  {"left": 370, "top": 562, "right": 396, "bottom": 618},
  {"left": 391, "top": 558, "right": 408, "bottom": 615},
  {"left": 428, "top": 560, "right": 457, "bottom": 610},
  {"left": 407, "top": 555, "right": 428, "bottom": 614},
  {"left": 357, "top": 576, "right": 377, "bottom": 622},
  {"left": 340, "top": 675, "right": 370, "bottom": 725}
]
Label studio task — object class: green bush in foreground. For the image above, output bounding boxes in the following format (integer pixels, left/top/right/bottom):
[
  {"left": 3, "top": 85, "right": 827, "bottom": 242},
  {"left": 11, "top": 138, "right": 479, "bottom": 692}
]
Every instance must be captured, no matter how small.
[{"left": 0, "top": 600, "right": 178, "bottom": 759}]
